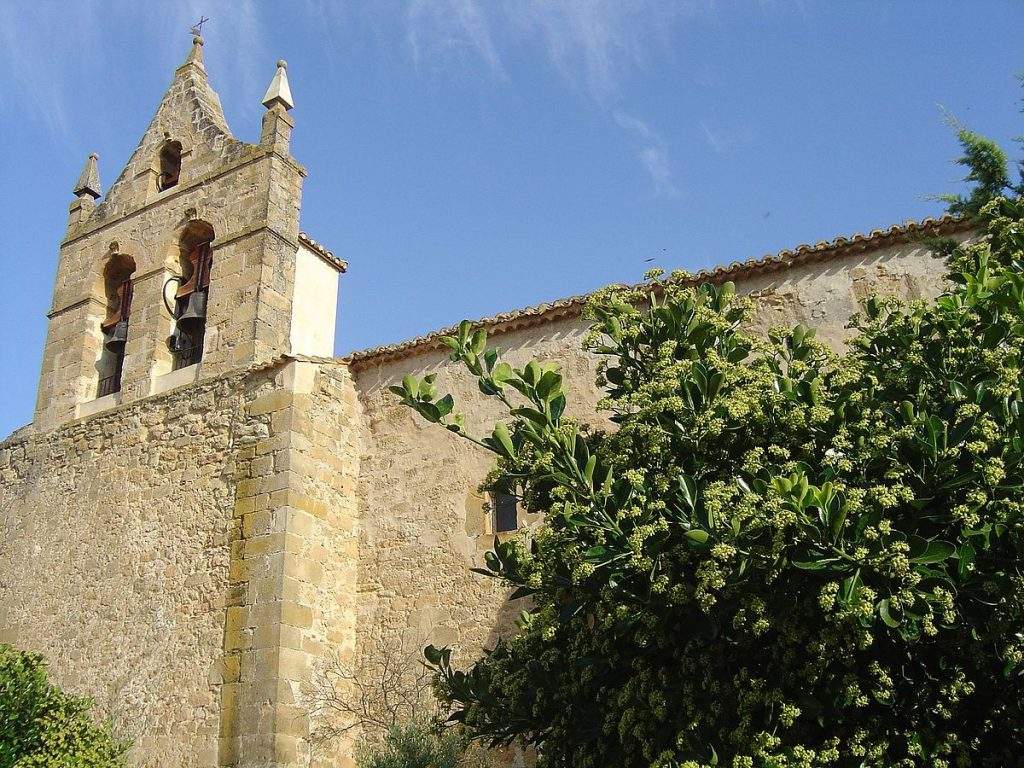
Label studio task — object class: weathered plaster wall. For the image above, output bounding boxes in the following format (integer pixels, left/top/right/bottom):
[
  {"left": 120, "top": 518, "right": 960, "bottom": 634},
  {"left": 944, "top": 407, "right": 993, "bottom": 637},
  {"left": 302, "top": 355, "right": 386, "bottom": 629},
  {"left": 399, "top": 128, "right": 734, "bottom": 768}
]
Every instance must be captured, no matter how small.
[
  {"left": 290, "top": 245, "right": 340, "bottom": 357},
  {"left": 348, "top": 237, "right": 953, "bottom": 674}
]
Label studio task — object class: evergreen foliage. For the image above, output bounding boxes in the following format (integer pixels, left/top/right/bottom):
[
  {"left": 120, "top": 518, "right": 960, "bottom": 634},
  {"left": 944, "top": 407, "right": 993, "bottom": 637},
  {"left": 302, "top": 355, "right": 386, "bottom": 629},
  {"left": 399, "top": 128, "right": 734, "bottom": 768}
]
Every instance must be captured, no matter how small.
[
  {"left": 0, "top": 645, "right": 127, "bottom": 768},
  {"left": 939, "top": 127, "right": 1016, "bottom": 216},
  {"left": 394, "top": 116, "right": 1024, "bottom": 766},
  {"left": 355, "top": 722, "right": 463, "bottom": 768},
  {"left": 940, "top": 87, "right": 1024, "bottom": 216},
  {"left": 354, "top": 720, "right": 492, "bottom": 768}
]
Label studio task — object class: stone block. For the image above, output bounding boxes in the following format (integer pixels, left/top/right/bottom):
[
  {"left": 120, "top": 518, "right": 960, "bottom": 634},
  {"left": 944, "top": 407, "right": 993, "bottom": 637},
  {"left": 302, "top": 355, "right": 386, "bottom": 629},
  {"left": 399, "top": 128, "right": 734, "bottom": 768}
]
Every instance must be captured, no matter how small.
[
  {"left": 279, "top": 601, "right": 313, "bottom": 629},
  {"left": 248, "top": 389, "right": 292, "bottom": 417}
]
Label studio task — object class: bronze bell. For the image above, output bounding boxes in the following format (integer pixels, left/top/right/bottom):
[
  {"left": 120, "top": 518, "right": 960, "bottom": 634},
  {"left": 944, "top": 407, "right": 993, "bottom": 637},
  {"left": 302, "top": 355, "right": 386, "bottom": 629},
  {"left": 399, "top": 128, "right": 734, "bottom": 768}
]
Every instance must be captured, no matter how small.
[
  {"left": 175, "top": 290, "right": 208, "bottom": 333},
  {"left": 167, "top": 327, "right": 186, "bottom": 354},
  {"left": 103, "top": 319, "right": 129, "bottom": 354}
]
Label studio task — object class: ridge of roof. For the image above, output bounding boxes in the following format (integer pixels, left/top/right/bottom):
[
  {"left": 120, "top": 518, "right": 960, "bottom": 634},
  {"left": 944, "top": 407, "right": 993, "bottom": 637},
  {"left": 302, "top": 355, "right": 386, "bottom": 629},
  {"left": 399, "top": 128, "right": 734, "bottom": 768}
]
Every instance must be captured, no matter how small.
[
  {"left": 344, "top": 213, "right": 972, "bottom": 370},
  {"left": 299, "top": 232, "right": 347, "bottom": 272}
]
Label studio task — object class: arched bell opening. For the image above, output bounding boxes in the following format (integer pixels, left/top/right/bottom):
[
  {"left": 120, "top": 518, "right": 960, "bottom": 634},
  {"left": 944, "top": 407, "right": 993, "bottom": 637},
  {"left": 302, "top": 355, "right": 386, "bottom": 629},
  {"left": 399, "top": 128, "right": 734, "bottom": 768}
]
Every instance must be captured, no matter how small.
[
  {"left": 97, "top": 249, "right": 137, "bottom": 397},
  {"left": 157, "top": 139, "right": 183, "bottom": 192},
  {"left": 169, "top": 220, "right": 215, "bottom": 370}
]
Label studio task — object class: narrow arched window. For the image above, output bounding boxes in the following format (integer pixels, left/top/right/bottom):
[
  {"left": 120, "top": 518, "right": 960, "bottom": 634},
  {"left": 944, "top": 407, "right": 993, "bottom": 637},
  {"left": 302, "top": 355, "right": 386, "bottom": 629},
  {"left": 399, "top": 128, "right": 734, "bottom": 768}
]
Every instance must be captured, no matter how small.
[
  {"left": 158, "top": 140, "right": 182, "bottom": 191},
  {"left": 170, "top": 221, "right": 214, "bottom": 369},
  {"left": 97, "top": 251, "right": 137, "bottom": 397}
]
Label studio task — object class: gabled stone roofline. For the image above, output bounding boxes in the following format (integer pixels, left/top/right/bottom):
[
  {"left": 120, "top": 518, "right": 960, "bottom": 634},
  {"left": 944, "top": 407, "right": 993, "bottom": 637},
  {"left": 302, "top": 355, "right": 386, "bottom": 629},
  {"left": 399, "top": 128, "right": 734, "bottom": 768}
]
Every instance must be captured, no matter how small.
[
  {"left": 344, "top": 213, "right": 972, "bottom": 371},
  {"left": 61, "top": 145, "right": 306, "bottom": 247}
]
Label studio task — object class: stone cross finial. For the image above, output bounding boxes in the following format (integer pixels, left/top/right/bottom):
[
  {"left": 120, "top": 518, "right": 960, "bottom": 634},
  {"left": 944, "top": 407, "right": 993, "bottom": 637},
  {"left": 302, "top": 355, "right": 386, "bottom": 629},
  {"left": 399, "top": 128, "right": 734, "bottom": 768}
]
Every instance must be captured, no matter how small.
[
  {"left": 73, "top": 153, "right": 101, "bottom": 200},
  {"left": 190, "top": 15, "right": 209, "bottom": 37},
  {"left": 261, "top": 59, "right": 294, "bottom": 111}
]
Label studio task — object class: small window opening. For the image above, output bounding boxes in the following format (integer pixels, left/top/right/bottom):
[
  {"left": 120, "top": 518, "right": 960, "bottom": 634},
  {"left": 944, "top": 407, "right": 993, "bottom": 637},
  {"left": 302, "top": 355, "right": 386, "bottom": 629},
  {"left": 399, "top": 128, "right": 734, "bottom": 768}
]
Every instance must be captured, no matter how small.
[
  {"left": 158, "top": 140, "right": 182, "bottom": 191},
  {"left": 170, "top": 221, "right": 214, "bottom": 370},
  {"left": 491, "top": 486, "right": 520, "bottom": 533},
  {"left": 97, "top": 251, "right": 136, "bottom": 397}
]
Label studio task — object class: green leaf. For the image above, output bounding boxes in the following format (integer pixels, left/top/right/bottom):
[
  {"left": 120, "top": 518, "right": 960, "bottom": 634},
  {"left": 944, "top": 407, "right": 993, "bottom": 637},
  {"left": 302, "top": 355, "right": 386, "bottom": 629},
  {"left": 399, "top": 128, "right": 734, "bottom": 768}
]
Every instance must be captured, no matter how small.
[
  {"left": 792, "top": 558, "right": 831, "bottom": 571},
  {"left": 483, "top": 348, "right": 498, "bottom": 371},
  {"left": 491, "top": 422, "right": 516, "bottom": 459},
  {"left": 878, "top": 599, "right": 900, "bottom": 628},
  {"left": 900, "top": 400, "right": 915, "bottom": 422},
  {"left": 957, "top": 541, "right": 977, "bottom": 579},
  {"left": 549, "top": 394, "right": 567, "bottom": 423},
  {"left": 909, "top": 538, "right": 956, "bottom": 564},
  {"left": 484, "top": 550, "right": 501, "bottom": 572},
  {"left": 471, "top": 329, "right": 487, "bottom": 354},
  {"left": 536, "top": 370, "right": 563, "bottom": 402},
  {"left": 513, "top": 407, "right": 549, "bottom": 428},
  {"left": 828, "top": 501, "right": 849, "bottom": 542},
  {"left": 523, "top": 361, "right": 541, "bottom": 386},
  {"left": 402, "top": 374, "right": 417, "bottom": 396},
  {"left": 492, "top": 362, "right": 514, "bottom": 384},
  {"left": 601, "top": 467, "right": 614, "bottom": 497},
  {"left": 679, "top": 474, "right": 697, "bottom": 510},
  {"left": 685, "top": 529, "right": 709, "bottom": 544},
  {"left": 424, "top": 644, "right": 444, "bottom": 665},
  {"left": 436, "top": 394, "right": 454, "bottom": 417}
]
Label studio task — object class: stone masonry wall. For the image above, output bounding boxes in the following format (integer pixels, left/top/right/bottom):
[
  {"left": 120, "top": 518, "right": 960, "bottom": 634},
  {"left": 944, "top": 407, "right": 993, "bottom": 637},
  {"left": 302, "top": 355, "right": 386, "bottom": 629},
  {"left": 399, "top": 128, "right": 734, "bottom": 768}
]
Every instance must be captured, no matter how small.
[
  {"left": 222, "top": 361, "right": 361, "bottom": 768},
  {"left": 2, "top": 367, "right": 252, "bottom": 765},
  {"left": 1, "top": 358, "right": 362, "bottom": 768},
  {"left": 35, "top": 43, "right": 306, "bottom": 432}
]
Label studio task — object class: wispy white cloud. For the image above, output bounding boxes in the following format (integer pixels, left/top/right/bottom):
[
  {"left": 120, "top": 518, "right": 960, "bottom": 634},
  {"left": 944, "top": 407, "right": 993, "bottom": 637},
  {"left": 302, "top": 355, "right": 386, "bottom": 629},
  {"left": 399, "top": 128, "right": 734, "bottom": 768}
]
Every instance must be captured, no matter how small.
[
  {"left": 0, "top": 0, "right": 266, "bottom": 146},
  {"left": 399, "top": 0, "right": 706, "bottom": 103},
  {"left": 0, "top": 3, "right": 100, "bottom": 141},
  {"left": 614, "top": 111, "right": 677, "bottom": 197},
  {"left": 394, "top": 0, "right": 697, "bottom": 194},
  {"left": 406, "top": 0, "right": 505, "bottom": 77},
  {"left": 512, "top": 1, "right": 642, "bottom": 105},
  {"left": 699, "top": 120, "right": 756, "bottom": 156},
  {"left": 3, "top": 0, "right": 689, "bottom": 194}
]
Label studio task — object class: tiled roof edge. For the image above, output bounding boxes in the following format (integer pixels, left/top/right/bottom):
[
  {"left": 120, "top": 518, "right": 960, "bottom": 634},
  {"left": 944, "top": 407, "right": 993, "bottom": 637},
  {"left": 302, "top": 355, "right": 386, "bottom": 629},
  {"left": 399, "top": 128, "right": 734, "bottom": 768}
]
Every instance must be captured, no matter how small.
[
  {"left": 341, "top": 213, "right": 971, "bottom": 369},
  {"left": 298, "top": 232, "right": 347, "bottom": 272}
]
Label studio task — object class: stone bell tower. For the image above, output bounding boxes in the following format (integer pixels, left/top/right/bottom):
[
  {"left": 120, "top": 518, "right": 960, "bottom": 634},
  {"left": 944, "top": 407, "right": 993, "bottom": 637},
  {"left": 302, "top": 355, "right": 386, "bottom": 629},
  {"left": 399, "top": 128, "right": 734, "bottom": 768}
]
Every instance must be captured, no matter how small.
[{"left": 34, "top": 36, "right": 345, "bottom": 431}]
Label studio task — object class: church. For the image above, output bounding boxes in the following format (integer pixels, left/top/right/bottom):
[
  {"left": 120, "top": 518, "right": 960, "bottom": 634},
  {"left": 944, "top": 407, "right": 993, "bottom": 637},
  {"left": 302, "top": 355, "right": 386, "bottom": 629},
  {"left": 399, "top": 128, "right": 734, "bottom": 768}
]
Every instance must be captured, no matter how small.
[{"left": 0, "top": 37, "right": 971, "bottom": 768}]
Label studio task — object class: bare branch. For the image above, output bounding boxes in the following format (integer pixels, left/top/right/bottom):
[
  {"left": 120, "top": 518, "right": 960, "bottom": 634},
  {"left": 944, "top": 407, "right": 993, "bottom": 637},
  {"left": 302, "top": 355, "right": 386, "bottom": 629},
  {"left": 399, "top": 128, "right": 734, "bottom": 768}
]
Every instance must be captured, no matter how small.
[{"left": 307, "top": 631, "right": 438, "bottom": 750}]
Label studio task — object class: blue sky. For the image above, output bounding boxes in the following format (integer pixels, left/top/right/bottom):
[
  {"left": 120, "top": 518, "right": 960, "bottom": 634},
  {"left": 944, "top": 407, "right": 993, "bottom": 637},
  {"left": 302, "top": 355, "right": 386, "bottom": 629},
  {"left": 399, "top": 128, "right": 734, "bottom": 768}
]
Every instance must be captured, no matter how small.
[{"left": 0, "top": 0, "right": 1021, "bottom": 437}]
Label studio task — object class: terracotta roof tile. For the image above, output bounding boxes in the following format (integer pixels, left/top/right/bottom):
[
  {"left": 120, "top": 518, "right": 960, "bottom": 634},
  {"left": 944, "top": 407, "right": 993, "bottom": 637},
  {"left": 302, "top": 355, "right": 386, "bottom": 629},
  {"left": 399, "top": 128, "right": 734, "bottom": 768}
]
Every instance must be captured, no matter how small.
[
  {"left": 299, "top": 232, "right": 347, "bottom": 272},
  {"left": 343, "top": 214, "right": 971, "bottom": 370}
]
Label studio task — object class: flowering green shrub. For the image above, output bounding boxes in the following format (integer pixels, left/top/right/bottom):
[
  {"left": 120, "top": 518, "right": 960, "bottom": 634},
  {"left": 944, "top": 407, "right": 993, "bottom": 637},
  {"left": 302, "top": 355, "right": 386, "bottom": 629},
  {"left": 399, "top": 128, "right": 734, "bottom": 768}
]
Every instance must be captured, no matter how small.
[
  {"left": 0, "top": 645, "right": 127, "bottom": 768},
  {"left": 395, "top": 189, "right": 1024, "bottom": 763}
]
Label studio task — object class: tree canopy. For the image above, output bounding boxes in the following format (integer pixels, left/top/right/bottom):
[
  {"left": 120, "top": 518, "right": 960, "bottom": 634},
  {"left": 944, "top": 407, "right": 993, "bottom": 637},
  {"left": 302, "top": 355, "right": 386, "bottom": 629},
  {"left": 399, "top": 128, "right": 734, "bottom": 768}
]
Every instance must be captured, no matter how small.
[{"left": 0, "top": 644, "right": 127, "bottom": 768}]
